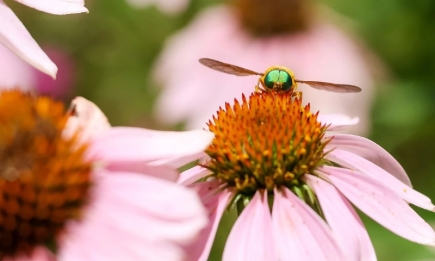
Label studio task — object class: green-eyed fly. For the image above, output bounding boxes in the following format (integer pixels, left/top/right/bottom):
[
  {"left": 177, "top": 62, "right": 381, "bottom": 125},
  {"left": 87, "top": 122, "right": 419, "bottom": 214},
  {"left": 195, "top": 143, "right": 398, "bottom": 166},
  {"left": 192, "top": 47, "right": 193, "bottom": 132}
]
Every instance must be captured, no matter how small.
[{"left": 199, "top": 58, "right": 361, "bottom": 96}]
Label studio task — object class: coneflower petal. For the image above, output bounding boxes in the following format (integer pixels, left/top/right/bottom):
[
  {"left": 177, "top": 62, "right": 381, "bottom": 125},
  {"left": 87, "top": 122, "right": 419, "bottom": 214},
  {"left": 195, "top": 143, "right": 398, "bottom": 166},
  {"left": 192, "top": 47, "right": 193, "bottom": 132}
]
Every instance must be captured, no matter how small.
[
  {"left": 87, "top": 127, "right": 214, "bottom": 169},
  {"left": 0, "top": 2, "right": 57, "bottom": 78},
  {"left": 326, "top": 134, "right": 411, "bottom": 186},
  {"left": 305, "top": 175, "right": 376, "bottom": 261},
  {"left": 59, "top": 170, "right": 207, "bottom": 261},
  {"left": 17, "top": 0, "right": 88, "bottom": 15},
  {"left": 319, "top": 166, "right": 435, "bottom": 245},
  {"left": 272, "top": 187, "right": 345, "bottom": 261},
  {"left": 178, "top": 165, "right": 212, "bottom": 185},
  {"left": 185, "top": 182, "right": 234, "bottom": 261},
  {"left": 326, "top": 149, "right": 434, "bottom": 211},
  {"left": 318, "top": 114, "right": 359, "bottom": 131},
  {"left": 223, "top": 190, "right": 275, "bottom": 261}
]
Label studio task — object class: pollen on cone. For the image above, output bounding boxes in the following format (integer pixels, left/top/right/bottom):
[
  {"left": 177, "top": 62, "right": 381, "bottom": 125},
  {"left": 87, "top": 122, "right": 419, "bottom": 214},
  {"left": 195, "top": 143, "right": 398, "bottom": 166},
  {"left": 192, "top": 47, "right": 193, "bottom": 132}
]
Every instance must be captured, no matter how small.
[
  {"left": 205, "top": 92, "right": 329, "bottom": 195},
  {"left": 0, "top": 90, "right": 91, "bottom": 256}
]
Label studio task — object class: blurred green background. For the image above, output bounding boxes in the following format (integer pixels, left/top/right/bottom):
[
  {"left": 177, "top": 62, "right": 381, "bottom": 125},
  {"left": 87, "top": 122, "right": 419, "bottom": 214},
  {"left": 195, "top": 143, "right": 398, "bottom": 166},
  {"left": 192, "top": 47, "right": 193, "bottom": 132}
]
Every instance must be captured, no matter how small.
[{"left": 8, "top": 0, "right": 435, "bottom": 259}]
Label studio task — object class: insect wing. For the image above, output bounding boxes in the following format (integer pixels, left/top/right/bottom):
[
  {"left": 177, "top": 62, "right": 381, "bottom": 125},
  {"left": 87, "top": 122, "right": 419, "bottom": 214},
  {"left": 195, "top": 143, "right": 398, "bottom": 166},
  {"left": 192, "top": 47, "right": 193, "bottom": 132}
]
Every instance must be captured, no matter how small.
[
  {"left": 199, "top": 58, "right": 263, "bottom": 76},
  {"left": 296, "top": 80, "right": 361, "bottom": 93}
]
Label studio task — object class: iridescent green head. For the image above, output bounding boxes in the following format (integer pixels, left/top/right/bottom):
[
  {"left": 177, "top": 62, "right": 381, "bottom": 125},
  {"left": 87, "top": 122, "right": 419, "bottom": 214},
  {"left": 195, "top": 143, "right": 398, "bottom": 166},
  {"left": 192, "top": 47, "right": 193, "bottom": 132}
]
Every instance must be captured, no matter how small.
[{"left": 263, "top": 69, "right": 293, "bottom": 92}]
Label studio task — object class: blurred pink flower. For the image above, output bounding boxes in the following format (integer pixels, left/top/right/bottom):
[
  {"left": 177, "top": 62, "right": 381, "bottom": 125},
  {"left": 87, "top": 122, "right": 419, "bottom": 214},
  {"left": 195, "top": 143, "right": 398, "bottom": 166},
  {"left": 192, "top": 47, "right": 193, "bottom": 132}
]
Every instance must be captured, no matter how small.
[
  {"left": 0, "top": 45, "right": 77, "bottom": 99},
  {"left": 153, "top": 6, "right": 379, "bottom": 135},
  {"left": 125, "top": 0, "right": 189, "bottom": 14},
  {"left": 0, "top": 0, "right": 87, "bottom": 78},
  {"left": 0, "top": 91, "right": 213, "bottom": 261},
  {"left": 35, "top": 48, "right": 77, "bottom": 99},
  {"left": 180, "top": 92, "right": 435, "bottom": 261}
]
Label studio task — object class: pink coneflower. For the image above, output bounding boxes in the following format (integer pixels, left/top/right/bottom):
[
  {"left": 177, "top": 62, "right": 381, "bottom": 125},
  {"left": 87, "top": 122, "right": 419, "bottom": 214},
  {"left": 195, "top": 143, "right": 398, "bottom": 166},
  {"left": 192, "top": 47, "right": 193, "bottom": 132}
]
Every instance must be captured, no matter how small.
[
  {"left": 180, "top": 91, "right": 435, "bottom": 261},
  {"left": 0, "top": 90, "right": 213, "bottom": 261},
  {"left": 0, "top": 0, "right": 87, "bottom": 78},
  {"left": 153, "top": 1, "right": 381, "bottom": 135},
  {"left": 35, "top": 48, "right": 77, "bottom": 99}
]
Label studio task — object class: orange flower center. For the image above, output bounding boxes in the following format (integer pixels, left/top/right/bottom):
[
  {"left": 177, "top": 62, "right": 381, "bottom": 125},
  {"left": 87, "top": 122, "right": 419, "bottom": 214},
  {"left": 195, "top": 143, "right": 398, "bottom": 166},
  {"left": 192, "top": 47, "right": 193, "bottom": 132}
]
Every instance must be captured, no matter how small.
[
  {"left": 206, "top": 92, "right": 329, "bottom": 196},
  {"left": 0, "top": 90, "right": 91, "bottom": 256}
]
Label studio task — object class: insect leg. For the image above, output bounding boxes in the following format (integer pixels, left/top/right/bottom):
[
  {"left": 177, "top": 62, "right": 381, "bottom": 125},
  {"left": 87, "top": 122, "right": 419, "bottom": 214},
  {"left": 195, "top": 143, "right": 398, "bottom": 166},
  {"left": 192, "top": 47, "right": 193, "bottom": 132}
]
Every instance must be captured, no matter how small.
[
  {"left": 255, "top": 79, "right": 266, "bottom": 93},
  {"left": 293, "top": 91, "right": 303, "bottom": 100}
]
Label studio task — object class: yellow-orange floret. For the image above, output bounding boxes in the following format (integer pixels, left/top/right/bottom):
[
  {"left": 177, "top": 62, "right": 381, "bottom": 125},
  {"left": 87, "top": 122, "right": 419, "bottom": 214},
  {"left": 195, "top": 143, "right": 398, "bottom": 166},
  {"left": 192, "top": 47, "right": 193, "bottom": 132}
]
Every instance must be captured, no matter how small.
[
  {"left": 206, "top": 92, "right": 329, "bottom": 195},
  {"left": 0, "top": 90, "right": 91, "bottom": 256}
]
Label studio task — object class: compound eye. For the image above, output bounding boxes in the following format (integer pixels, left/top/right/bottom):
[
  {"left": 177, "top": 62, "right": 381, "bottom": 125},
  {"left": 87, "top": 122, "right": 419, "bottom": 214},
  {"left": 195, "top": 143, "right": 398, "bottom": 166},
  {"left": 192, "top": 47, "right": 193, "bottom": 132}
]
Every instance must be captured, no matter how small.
[
  {"left": 280, "top": 71, "right": 293, "bottom": 91},
  {"left": 264, "top": 70, "right": 280, "bottom": 89}
]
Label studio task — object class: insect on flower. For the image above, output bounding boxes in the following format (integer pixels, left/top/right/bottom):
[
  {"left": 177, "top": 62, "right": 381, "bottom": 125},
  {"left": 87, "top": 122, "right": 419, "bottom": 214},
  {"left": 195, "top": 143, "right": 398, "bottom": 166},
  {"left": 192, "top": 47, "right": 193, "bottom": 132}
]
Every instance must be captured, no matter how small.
[{"left": 199, "top": 58, "right": 362, "bottom": 97}]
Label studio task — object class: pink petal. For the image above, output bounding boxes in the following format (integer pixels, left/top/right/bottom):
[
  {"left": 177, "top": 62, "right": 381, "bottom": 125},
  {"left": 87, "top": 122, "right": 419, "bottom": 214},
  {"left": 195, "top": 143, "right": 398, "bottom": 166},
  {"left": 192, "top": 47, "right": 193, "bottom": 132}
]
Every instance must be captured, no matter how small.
[
  {"left": 60, "top": 170, "right": 207, "bottom": 261},
  {"left": 326, "top": 149, "right": 434, "bottom": 210},
  {"left": 185, "top": 181, "right": 234, "bottom": 261},
  {"left": 318, "top": 114, "right": 359, "bottom": 131},
  {"left": 305, "top": 175, "right": 376, "bottom": 261},
  {"left": 87, "top": 127, "right": 214, "bottom": 169},
  {"left": 149, "top": 151, "right": 209, "bottom": 169},
  {"left": 102, "top": 153, "right": 205, "bottom": 181},
  {"left": 272, "top": 187, "right": 345, "bottom": 261},
  {"left": 63, "top": 97, "right": 111, "bottom": 143},
  {"left": 222, "top": 190, "right": 275, "bottom": 261},
  {"left": 101, "top": 163, "right": 179, "bottom": 182},
  {"left": 178, "top": 165, "right": 212, "bottom": 185},
  {"left": 98, "top": 171, "right": 208, "bottom": 244},
  {"left": 0, "top": 44, "right": 36, "bottom": 90},
  {"left": 0, "top": 1, "right": 57, "bottom": 78},
  {"left": 6, "top": 246, "right": 55, "bottom": 261},
  {"left": 319, "top": 166, "right": 435, "bottom": 245},
  {"left": 61, "top": 212, "right": 187, "bottom": 261},
  {"left": 326, "top": 133, "right": 411, "bottom": 186},
  {"left": 31, "top": 246, "right": 56, "bottom": 261},
  {"left": 29, "top": 247, "right": 56, "bottom": 261},
  {"left": 16, "top": 0, "right": 88, "bottom": 15}
]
